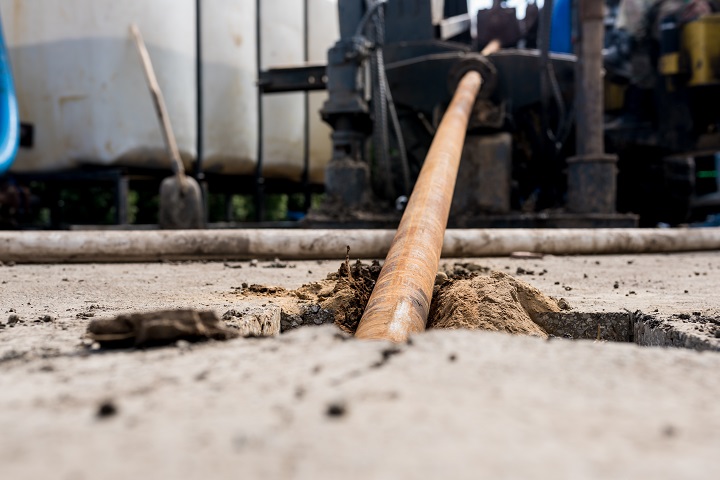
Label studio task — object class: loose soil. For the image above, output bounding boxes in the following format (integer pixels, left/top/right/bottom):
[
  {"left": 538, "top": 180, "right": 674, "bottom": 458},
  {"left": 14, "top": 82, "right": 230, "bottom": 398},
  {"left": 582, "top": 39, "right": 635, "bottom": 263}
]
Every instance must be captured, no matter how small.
[{"left": 240, "top": 259, "right": 562, "bottom": 337}]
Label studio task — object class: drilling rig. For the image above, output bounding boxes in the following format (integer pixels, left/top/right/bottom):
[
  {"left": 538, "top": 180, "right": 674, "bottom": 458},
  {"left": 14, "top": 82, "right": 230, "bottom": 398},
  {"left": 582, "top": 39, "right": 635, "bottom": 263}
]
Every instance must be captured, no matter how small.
[{"left": 258, "top": 0, "right": 720, "bottom": 227}]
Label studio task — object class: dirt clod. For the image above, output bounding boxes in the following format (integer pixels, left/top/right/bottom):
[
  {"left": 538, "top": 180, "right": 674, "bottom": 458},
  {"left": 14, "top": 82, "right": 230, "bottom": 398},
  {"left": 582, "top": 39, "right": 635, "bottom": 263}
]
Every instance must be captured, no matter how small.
[
  {"left": 86, "top": 309, "right": 239, "bottom": 348},
  {"left": 326, "top": 402, "right": 347, "bottom": 418},
  {"left": 557, "top": 298, "right": 572, "bottom": 311},
  {"left": 96, "top": 400, "right": 118, "bottom": 419},
  {"left": 223, "top": 262, "right": 243, "bottom": 269},
  {"left": 372, "top": 347, "right": 402, "bottom": 369},
  {"left": 264, "top": 258, "right": 295, "bottom": 269}
]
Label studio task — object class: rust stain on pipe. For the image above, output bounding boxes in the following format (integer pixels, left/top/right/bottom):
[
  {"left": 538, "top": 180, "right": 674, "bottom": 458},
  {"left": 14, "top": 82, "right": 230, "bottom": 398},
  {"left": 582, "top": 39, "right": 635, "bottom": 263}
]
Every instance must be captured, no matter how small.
[{"left": 354, "top": 70, "right": 483, "bottom": 342}]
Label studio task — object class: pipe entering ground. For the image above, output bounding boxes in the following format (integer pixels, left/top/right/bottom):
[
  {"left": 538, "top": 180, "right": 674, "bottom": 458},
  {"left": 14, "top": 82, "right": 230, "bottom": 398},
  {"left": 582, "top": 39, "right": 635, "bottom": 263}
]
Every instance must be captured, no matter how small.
[{"left": 354, "top": 70, "right": 483, "bottom": 342}]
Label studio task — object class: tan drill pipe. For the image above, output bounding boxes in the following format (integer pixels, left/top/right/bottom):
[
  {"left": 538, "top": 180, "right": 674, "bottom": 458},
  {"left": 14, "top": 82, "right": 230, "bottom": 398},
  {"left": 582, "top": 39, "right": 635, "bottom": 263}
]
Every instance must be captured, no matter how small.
[{"left": 355, "top": 70, "right": 483, "bottom": 342}]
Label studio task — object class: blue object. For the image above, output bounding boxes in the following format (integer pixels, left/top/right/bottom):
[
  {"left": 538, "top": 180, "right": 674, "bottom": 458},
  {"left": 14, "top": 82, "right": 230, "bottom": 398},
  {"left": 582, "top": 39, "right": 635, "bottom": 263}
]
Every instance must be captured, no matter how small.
[
  {"left": 0, "top": 15, "right": 18, "bottom": 175},
  {"left": 550, "top": 0, "right": 573, "bottom": 54}
]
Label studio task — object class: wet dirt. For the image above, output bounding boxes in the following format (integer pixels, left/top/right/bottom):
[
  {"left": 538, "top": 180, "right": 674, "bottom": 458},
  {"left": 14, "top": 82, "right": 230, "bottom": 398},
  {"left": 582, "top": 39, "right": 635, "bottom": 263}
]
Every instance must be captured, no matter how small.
[{"left": 239, "top": 259, "right": 562, "bottom": 338}]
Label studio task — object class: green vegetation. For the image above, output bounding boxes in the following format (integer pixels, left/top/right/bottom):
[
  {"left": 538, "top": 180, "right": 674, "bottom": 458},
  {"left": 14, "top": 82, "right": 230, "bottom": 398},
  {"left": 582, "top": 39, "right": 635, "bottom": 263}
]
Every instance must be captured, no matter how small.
[{"left": 18, "top": 181, "right": 324, "bottom": 227}]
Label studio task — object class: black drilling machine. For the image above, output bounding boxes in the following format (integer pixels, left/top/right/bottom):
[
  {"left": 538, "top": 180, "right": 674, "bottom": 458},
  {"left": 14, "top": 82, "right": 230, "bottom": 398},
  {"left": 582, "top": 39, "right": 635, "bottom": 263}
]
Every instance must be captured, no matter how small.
[{"left": 260, "top": 0, "right": 720, "bottom": 227}]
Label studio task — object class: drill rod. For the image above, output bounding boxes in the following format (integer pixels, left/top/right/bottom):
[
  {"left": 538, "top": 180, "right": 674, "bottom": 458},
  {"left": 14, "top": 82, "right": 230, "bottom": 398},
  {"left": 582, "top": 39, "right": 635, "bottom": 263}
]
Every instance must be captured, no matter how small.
[{"left": 354, "top": 69, "right": 483, "bottom": 342}]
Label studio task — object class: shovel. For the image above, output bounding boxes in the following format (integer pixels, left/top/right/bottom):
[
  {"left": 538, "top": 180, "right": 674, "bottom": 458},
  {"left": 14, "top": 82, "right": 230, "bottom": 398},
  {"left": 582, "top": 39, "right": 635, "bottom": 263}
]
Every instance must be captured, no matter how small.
[{"left": 130, "top": 24, "right": 204, "bottom": 229}]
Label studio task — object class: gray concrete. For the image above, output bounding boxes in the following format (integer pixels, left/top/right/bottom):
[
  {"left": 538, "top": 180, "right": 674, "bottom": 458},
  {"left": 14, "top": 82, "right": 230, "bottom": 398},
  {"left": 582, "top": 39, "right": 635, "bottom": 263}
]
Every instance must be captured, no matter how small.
[{"left": 2, "top": 253, "right": 720, "bottom": 478}]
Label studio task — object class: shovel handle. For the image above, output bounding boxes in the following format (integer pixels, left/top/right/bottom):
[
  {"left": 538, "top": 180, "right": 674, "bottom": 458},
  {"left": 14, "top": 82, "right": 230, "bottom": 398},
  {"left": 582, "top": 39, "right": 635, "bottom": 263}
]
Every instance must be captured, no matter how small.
[{"left": 130, "top": 24, "right": 187, "bottom": 185}]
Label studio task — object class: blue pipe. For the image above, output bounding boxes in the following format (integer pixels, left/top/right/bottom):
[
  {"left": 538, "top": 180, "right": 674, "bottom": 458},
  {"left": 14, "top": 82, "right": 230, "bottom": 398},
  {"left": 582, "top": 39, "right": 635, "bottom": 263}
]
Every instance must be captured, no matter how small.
[
  {"left": 550, "top": 0, "right": 573, "bottom": 54},
  {"left": 0, "top": 14, "right": 19, "bottom": 175}
]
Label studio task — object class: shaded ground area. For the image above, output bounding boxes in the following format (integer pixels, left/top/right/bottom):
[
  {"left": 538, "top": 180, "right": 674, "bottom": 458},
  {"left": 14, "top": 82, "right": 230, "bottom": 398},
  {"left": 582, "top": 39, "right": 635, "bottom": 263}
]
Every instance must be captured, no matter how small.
[{"left": 2, "top": 253, "right": 720, "bottom": 478}]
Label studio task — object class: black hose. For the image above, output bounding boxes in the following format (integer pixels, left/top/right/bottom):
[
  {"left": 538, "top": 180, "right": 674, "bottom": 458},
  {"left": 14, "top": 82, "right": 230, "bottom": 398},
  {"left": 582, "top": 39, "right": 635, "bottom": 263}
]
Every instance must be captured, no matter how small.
[
  {"left": 254, "top": 0, "right": 265, "bottom": 221},
  {"left": 366, "top": 0, "right": 411, "bottom": 199},
  {"left": 384, "top": 75, "right": 411, "bottom": 196},
  {"left": 367, "top": 1, "right": 393, "bottom": 200},
  {"left": 355, "top": 0, "right": 388, "bottom": 37},
  {"left": 302, "top": 0, "right": 311, "bottom": 210},
  {"left": 194, "top": 0, "right": 204, "bottom": 180}
]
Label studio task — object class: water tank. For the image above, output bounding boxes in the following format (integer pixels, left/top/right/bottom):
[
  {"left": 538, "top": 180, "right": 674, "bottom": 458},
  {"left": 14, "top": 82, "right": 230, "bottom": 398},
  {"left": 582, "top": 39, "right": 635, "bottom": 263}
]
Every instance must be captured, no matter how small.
[{"left": 1, "top": 0, "right": 338, "bottom": 183}]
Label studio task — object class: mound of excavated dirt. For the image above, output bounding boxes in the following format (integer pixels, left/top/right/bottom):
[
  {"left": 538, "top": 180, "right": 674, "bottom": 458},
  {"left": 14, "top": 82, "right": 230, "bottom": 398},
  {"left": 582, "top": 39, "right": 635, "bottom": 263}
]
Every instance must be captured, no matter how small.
[
  {"left": 428, "top": 271, "right": 559, "bottom": 338},
  {"left": 316, "top": 259, "right": 381, "bottom": 333},
  {"left": 238, "top": 260, "right": 562, "bottom": 338}
]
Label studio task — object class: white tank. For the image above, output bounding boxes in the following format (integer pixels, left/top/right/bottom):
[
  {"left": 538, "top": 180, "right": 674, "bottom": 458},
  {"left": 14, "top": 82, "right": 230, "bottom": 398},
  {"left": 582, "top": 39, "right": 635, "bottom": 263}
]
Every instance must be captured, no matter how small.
[
  {"left": 200, "top": 0, "right": 338, "bottom": 181},
  {"left": 1, "top": 0, "right": 196, "bottom": 172},
  {"left": 1, "top": 0, "right": 339, "bottom": 183}
]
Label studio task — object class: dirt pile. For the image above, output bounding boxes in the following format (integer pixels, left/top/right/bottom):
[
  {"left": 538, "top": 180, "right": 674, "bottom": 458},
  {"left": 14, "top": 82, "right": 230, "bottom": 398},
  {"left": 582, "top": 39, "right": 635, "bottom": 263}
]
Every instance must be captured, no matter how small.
[
  {"left": 239, "top": 260, "right": 562, "bottom": 337},
  {"left": 429, "top": 271, "right": 559, "bottom": 338},
  {"left": 273, "top": 258, "right": 381, "bottom": 333}
]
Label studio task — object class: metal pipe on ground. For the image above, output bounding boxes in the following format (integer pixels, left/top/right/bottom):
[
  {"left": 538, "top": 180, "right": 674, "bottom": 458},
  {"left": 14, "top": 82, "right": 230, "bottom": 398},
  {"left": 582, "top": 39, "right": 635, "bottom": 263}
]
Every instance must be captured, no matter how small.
[
  {"left": 354, "top": 70, "right": 483, "bottom": 342},
  {"left": 1, "top": 228, "right": 720, "bottom": 263}
]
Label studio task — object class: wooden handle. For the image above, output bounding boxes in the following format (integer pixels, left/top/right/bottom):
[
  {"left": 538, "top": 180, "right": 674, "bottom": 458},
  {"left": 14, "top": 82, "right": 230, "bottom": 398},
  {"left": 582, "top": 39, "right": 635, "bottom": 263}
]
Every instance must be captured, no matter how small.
[{"left": 130, "top": 24, "right": 187, "bottom": 183}]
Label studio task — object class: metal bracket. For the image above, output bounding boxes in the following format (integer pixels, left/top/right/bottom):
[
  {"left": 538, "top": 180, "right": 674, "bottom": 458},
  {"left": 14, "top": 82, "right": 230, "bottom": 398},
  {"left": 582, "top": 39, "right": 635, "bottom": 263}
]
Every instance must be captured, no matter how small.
[{"left": 258, "top": 65, "right": 328, "bottom": 94}]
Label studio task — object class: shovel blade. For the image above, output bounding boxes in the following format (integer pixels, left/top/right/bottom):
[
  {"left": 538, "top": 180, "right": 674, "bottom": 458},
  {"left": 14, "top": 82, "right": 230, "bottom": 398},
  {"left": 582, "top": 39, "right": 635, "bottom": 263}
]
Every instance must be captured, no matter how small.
[{"left": 158, "top": 176, "right": 205, "bottom": 229}]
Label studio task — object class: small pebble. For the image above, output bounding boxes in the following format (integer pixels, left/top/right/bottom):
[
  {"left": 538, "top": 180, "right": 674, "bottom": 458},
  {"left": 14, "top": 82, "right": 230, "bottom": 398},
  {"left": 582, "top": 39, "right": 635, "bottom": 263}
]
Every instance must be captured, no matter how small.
[{"left": 557, "top": 298, "right": 572, "bottom": 311}]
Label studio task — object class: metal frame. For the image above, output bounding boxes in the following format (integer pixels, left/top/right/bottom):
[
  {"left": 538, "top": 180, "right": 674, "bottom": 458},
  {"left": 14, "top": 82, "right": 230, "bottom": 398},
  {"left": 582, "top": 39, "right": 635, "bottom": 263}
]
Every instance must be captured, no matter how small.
[{"left": 254, "top": 0, "right": 320, "bottom": 221}]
